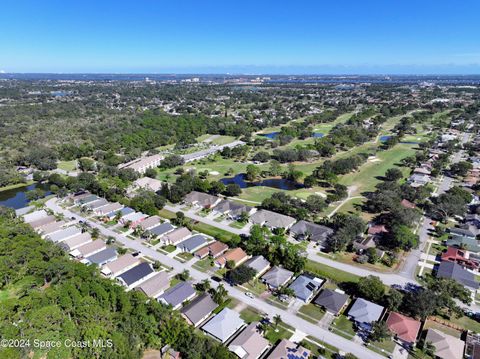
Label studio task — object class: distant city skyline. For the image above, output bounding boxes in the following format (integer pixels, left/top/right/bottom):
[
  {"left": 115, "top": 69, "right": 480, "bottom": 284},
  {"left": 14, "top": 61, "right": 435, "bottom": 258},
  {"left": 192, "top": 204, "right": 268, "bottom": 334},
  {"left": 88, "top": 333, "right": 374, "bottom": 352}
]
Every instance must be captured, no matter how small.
[{"left": 1, "top": 0, "right": 479, "bottom": 74}]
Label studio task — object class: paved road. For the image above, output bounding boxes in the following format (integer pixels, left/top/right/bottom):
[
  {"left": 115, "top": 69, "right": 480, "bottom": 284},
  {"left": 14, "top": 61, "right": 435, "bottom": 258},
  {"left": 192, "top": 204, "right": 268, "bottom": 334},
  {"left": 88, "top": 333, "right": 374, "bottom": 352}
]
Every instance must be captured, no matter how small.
[
  {"left": 306, "top": 246, "right": 418, "bottom": 287},
  {"left": 45, "top": 198, "right": 382, "bottom": 359}
]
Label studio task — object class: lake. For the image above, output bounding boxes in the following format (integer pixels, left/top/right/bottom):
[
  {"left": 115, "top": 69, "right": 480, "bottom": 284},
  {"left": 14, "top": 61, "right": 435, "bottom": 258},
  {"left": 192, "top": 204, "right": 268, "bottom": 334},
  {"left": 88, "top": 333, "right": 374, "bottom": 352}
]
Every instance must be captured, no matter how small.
[
  {"left": 0, "top": 183, "right": 51, "bottom": 209},
  {"left": 259, "top": 132, "right": 280, "bottom": 139},
  {"left": 379, "top": 135, "right": 392, "bottom": 142},
  {"left": 312, "top": 132, "right": 324, "bottom": 138},
  {"left": 220, "top": 173, "right": 303, "bottom": 190}
]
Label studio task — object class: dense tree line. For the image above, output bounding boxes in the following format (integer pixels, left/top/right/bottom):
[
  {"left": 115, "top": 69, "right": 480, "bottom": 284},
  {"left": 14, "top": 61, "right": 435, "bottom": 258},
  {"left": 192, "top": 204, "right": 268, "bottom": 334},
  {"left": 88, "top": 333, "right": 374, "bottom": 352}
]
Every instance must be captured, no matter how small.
[{"left": 0, "top": 209, "right": 234, "bottom": 359}]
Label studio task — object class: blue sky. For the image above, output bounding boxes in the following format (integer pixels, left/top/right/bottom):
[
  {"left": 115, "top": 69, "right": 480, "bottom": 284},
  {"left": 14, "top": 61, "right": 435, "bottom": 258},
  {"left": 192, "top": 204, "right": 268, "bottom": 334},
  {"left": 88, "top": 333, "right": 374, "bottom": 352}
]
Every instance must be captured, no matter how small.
[{"left": 1, "top": 0, "right": 479, "bottom": 74}]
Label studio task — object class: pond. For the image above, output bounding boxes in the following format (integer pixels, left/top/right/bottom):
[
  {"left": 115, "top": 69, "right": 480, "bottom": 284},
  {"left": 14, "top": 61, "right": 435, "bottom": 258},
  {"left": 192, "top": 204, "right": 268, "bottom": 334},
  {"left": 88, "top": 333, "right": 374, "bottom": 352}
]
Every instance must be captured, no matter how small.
[
  {"left": 220, "top": 173, "right": 303, "bottom": 190},
  {"left": 312, "top": 132, "right": 324, "bottom": 138},
  {"left": 0, "top": 183, "right": 51, "bottom": 209},
  {"left": 379, "top": 135, "right": 392, "bottom": 142},
  {"left": 259, "top": 132, "right": 279, "bottom": 139}
]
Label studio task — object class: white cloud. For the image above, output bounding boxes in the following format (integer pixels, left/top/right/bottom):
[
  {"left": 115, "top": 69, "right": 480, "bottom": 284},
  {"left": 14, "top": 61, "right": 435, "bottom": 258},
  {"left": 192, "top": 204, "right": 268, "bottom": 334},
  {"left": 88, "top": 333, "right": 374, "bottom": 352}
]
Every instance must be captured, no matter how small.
[{"left": 0, "top": 70, "right": 5, "bottom": 73}]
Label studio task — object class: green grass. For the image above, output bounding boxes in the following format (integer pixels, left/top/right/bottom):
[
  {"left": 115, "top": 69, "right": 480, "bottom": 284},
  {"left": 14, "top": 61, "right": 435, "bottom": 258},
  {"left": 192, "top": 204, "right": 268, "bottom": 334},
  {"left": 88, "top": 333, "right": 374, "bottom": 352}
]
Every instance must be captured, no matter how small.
[
  {"left": 0, "top": 289, "right": 11, "bottom": 303},
  {"left": 0, "top": 181, "right": 33, "bottom": 192},
  {"left": 158, "top": 208, "right": 176, "bottom": 220},
  {"left": 175, "top": 252, "right": 194, "bottom": 262},
  {"left": 192, "top": 257, "right": 214, "bottom": 272},
  {"left": 339, "top": 143, "right": 417, "bottom": 195},
  {"left": 298, "top": 303, "right": 325, "bottom": 322},
  {"left": 239, "top": 306, "right": 264, "bottom": 323},
  {"left": 162, "top": 244, "right": 176, "bottom": 253},
  {"left": 441, "top": 315, "right": 480, "bottom": 334},
  {"left": 57, "top": 160, "right": 77, "bottom": 171},
  {"left": 330, "top": 315, "right": 356, "bottom": 339},
  {"left": 264, "top": 324, "right": 293, "bottom": 344},
  {"left": 169, "top": 278, "right": 181, "bottom": 288},
  {"left": 305, "top": 259, "right": 360, "bottom": 284},
  {"left": 423, "top": 320, "right": 462, "bottom": 338},
  {"left": 368, "top": 339, "right": 396, "bottom": 354},
  {"left": 242, "top": 280, "right": 268, "bottom": 296},
  {"left": 229, "top": 221, "right": 246, "bottom": 229}
]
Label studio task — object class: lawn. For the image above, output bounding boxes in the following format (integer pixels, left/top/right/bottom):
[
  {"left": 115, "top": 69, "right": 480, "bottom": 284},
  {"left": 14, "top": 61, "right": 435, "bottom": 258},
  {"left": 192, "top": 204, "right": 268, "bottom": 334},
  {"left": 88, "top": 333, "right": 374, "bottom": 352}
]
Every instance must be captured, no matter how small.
[
  {"left": 330, "top": 315, "right": 356, "bottom": 339},
  {"left": 229, "top": 221, "right": 246, "bottom": 229},
  {"left": 162, "top": 244, "right": 177, "bottom": 253},
  {"left": 176, "top": 252, "right": 194, "bottom": 261},
  {"left": 242, "top": 280, "right": 268, "bottom": 296},
  {"left": 239, "top": 306, "right": 264, "bottom": 323},
  {"left": 298, "top": 303, "right": 325, "bottom": 322},
  {"left": 0, "top": 289, "right": 11, "bottom": 303},
  {"left": 190, "top": 221, "right": 239, "bottom": 245},
  {"left": 305, "top": 259, "right": 360, "bottom": 284},
  {"left": 57, "top": 160, "right": 77, "bottom": 171},
  {"left": 339, "top": 143, "right": 417, "bottom": 195},
  {"left": 423, "top": 320, "right": 463, "bottom": 338},
  {"left": 439, "top": 315, "right": 480, "bottom": 334},
  {"left": 192, "top": 257, "right": 214, "bottom": 272},
  {"left": 158, "top": 208, "right": 176, "bottom": 220},
  {"left": 264, "top": 324, "right": 293, "bottom": 344},
  {"left": 368, "top": 339, "right": 396, "bottom": 354}
]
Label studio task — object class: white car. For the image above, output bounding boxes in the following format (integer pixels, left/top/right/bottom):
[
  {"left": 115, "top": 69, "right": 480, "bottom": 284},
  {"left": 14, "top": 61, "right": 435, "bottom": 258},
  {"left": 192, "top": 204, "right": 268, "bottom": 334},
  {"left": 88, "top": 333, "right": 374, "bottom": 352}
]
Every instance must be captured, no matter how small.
[{"left": 245, "top": 292, "right": 254, "bottom": 299}]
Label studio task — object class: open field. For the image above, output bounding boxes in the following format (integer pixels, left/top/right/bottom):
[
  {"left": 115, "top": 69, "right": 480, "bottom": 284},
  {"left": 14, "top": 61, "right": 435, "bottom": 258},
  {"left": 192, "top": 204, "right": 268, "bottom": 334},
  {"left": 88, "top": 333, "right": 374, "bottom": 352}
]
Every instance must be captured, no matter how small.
[{"left": 57, "top": 160, "right": 77, "bottom": 171}]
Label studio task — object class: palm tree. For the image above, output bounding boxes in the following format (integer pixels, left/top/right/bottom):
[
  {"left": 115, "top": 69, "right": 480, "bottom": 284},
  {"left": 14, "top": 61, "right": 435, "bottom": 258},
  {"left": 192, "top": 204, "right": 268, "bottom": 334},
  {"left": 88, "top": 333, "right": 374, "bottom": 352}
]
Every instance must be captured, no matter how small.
[
  {"left": 91, "top": 227, "right": 100, "bottom": 239},
  {"left": 273, "top": 314, "right": 282, "bottom": 331},
  {"left": 212, "top": 284, "right": 228, "bottom": 305}
]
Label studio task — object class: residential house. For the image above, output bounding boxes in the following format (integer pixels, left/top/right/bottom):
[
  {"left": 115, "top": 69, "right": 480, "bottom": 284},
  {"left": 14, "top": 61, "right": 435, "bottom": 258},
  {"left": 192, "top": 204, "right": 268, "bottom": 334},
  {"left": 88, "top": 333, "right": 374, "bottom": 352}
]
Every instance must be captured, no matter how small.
[
  {"left": 116, "top": 262, "right": 155, "bottom": 290},
  {"left": 184, "top": 191, "right": 221, "bottom": 209},
  {"left": 261, "top": 266, "right": 294, "bottom": 289},
  {"left": 194, "top": 241, "right": 229, "bottom": 259},
  {"left": 138, "top": 215, "right": 162, "bottom": 231},
  {"left": 244, "top": 256, "right": 270, "bottom": 278},
  {"left": 23, "top": 209, "right": 49, "bottom": 223},
  {"left": 436, "top": 261, "right": 479, "bottom": 290},
  {"left": 120, "top": 212, "right": 147, "bottom": 227},
  {"left": 15, "top": 205, "right": 34, "bottom": 217},
  {"left": 135, "top": 272, "right": 170, "bottom": 299},
  {"left": 94, "top": 202, "right": 123, "bottom": 216},
  {"left": 347, "top": 298, "right": 384, "bottom": 331},
  {"left": 118, "top": 153, "right": 164, "bottom": 174},
  {"left": 180, "top": 293, "right": 218, "bottom": 327},
  {"left": 446, "top": 236, "right": 480, "bottom": 253},
  {"left": 449, "top": 227, "right": 477, "bottom": 239},
  {"left": 212, "top": 200, "right": 254, "bottom": 220},
  {"left": 59, "top": 232, "right": 92, "bottom": 251},
  {"left": 215, "top": 247, "right": 249, "bottom": 268},
  {"left": 37, "top": 220, "right": 65, "bottom": 236},
  {"left": 163, "top": 227, "right": 192, "bottom": 245},
  {"left": 313, "top": 289, "right": 349, "bottom": 315},
  {"left": 201, "top": 308, "right": 245, "bottom": 343},
  {"left": 84, "top": 248, "right": 118, "bottom": 266},
  {"left": 29, "top": 215, "right": 56, "bottom": 229},
  {"left": 400, "top": 199, "right": 416, "bottom": 209},
  {"left": 77, "top": 194, "right": 100, "bottom": 206},
  {"left": 289, "top": 220, "right": 333, "bottom": 246},
  {"left": 178, "top": 234, "right": 210, "bottom": 253},
  {"left": 441, "top": 246, "right": 480, "bottom": 271},
  {"left": 266, "top": 339, "right": 310, "bottom": 359},
  {"left": 288, "top": 274, "right": 324, "bottom": 303},
  {"left": 466, "top": 214, "right": 480, "bottom": 229},
  {"left": 70, "top": 240, "right": 106, "bottom": 259},
  {"left": 158, "top": 282, "right": 196, "bottom": 310},
  {"left": 101, "top": 254, "right": 141, "bottom": 277},
  {"left": 250, "top": 210, "right": 296, "bottom": 230},
  {"left": 106, "top": 207, "right": 135, "bottom": 221},
  {"left": 228, "top": 322, "right": 270, "bottom": 359},
  {"left": 86, "top": 198, "right": 109, "bottom": 210},
  {"left": 130, "top": 176, "right": 164, "bottom": 193},
  {"left": 413, "top": 167, "right": 431, "bottom": 175},
  {"left": 148, "top": 222, "right": 175, "bottom": 238},
  {"left": 47, "top": 226, "right": 82, "bottom": 243},
  {"left": 386, "top": 312, "right": 421, "bottom": 346},
  {"left": 425, "top": 329, "right": 465, "bottom": 359},
  {"left": 408, "top": 174, "right": 431, "bottom": 187}
]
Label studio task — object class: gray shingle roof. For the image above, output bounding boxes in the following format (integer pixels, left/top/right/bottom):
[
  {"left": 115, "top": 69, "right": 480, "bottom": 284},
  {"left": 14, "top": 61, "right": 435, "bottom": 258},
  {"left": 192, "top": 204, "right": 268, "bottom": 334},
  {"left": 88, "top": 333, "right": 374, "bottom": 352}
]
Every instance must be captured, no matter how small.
[
  {"left": 158, "top": 282, "right": 196, "bottom": 308},
  {"left": 436, "top": 261, "right": 479, "bottom": 289},
  {"left": 149, "top": 222, "right": 175, "bottom": 236},
  {"left": 178, "top": 234, "right": 208, "bottom": 253},
  {"left": 290, "top": 220, "right": 334, "bottom": 243},
  {"left": 117, "top": 262, "right": 154, "bottom": 287},
  {"left": 250, "top": 210, "right": 296, "bottom": 229},
  {"left": 201, "top": 308, "right": 245, "bottom": 343},
  {"left": 261, "top": 266, "right": 293, "bottom": 288},
  {"left": 288, "top": 275, "right": 323, "bottom": 301},
  {"left": 245, "top": 255, "right": 270, "bottom": 274},
  {"left": 314, "top": 289, "right": 349, "bottom": 314},
  {"left": 85, "top": 247, "right": 117, "bottom": 265},
  {"left": 181, "top": 293, "right": 218, "bottom": 326},
  {"left": 348, "top": 298, "right": 384, "bottom": 325}
]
